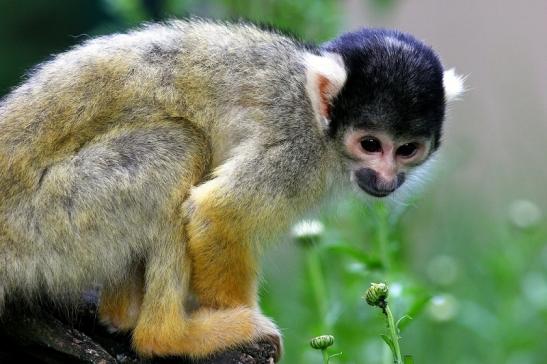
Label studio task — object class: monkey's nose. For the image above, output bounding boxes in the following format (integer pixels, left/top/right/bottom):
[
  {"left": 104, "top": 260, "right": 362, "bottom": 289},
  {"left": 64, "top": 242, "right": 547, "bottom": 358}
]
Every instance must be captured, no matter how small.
[{"left": 355, "top": 168, "right": 404, "bottom": 197}]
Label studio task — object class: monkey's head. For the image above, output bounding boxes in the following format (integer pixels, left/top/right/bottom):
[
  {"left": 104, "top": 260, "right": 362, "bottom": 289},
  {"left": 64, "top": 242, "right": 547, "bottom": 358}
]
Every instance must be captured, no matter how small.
[{"left": 307, "top": 28, "right": 463, "bottom": 198}]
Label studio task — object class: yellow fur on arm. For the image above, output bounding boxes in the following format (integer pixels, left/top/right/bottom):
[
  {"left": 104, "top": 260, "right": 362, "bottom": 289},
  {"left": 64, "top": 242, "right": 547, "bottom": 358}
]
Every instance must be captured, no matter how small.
[{"left": 185, "top": 176, "right": 262, "bottom": 309}]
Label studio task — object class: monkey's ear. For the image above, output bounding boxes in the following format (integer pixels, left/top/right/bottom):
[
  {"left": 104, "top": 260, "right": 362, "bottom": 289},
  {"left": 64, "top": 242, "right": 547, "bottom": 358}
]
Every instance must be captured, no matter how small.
[
  {"left": 443, "top": 68, "right": 465, "bottom": 103},
  {"left": 304, "top": 52, "right": 347, "bottom": 128}
]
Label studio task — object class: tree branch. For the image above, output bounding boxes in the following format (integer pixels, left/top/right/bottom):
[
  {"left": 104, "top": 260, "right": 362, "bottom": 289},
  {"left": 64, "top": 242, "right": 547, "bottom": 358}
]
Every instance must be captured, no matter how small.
[{"left": 0, "top": 301, "right": 277, "bottom": 364}]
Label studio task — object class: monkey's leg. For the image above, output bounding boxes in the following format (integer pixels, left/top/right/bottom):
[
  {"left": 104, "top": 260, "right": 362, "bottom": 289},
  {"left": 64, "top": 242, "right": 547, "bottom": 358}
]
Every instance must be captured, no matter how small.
[
  {"left": 132, "top": 235, "right": 279, "bottom": 358},
  {"left": 130, "top": 225, "right": 190, "bottom": 354},
  {"left": 98, "top": 265, "right": 144, "bottom": 332},
  {"left": 132, "top": 184, "right": 281, "bottom": 359}
]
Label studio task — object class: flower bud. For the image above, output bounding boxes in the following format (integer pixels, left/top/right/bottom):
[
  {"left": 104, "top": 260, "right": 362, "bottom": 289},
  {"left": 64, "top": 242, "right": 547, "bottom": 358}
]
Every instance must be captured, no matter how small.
[
  {"left": 292, "top": 220, "right": 324, "bottom": 247},
  {"left": 365, "top": 282, "right": 389, "bottom": 307},
  {"left": 310, "top": 335, "right": 335, "bottom": 350}
]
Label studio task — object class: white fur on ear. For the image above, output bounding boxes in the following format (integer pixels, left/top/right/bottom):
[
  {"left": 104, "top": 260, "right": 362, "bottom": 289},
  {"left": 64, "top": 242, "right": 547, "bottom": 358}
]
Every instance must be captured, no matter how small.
[
  {"left": 304, "top": 52, "right": 347, "bottom": 127},
  {"left": 443, "top": 68, "right": 464, "bottom": 102}
]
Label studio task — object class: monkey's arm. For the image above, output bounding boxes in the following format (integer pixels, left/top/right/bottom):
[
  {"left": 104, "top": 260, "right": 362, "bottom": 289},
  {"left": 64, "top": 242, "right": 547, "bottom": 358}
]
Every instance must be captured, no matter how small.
[
  {"left": 189, "top": 139, "right": 328, "bottom": 344},
  {"left": 185, "top": 113, "right": 337, "bottom": 300}
]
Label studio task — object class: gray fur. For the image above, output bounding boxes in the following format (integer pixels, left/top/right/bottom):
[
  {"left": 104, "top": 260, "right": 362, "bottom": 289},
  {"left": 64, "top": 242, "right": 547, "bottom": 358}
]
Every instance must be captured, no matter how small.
[{"left": 0, "top": 20, "right": 342, "bottom": 315}]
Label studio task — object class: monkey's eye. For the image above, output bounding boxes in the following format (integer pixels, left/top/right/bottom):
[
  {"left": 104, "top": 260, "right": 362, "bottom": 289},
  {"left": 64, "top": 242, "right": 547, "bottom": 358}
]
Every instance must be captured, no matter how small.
[
  {"left": 360, "top": 137, "right": 382, "bottom": 153},
  {"left": 396, "top": 143, "right": 419, "bottom": 158}
]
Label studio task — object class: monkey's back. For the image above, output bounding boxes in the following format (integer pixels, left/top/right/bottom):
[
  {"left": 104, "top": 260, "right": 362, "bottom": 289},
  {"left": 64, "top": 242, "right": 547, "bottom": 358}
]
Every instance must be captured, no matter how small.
[
  {"left": 0, "top": 20, "right": 314, "bottom": 308},
  {"left": 0, "top": 19, "right": 309, "bottom": 191}
]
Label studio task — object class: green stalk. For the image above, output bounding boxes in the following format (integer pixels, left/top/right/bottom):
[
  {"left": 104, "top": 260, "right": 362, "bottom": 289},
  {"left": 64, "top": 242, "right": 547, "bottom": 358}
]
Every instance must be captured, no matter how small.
[
  {"left": 322, "top": 348, "right": 330, "bottom": 364},
  {"left": 385, "top": 305, "right": 403, "bottom": 364},
  {"left": 365, "top": 283, "right": 407, "bottom": 364},
  {"left": 306, "top": 244, "right": 329, "bottom": 329}
]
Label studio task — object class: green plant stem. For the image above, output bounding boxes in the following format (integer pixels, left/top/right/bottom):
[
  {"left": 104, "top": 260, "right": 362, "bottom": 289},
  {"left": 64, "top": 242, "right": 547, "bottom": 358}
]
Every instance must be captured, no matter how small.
[
  {"left": 322, "top": 348, "right": 329, "bottom": 364},
  {"left": 306, "top": 245, "right": 329, "bottom": 330},
  {"left": 385, "top": 304, "right": 403, "bottom": 364}
]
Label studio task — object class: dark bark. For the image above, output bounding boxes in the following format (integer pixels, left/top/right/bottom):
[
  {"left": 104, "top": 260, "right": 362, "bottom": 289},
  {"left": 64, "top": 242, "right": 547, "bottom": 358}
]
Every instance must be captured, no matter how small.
[{"left": 0, "top": 300, "right": 277, "bottom": 364}]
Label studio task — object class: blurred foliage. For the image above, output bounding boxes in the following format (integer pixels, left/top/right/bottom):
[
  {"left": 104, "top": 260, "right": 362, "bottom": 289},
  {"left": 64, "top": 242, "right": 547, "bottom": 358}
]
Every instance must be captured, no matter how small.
[
  {"left": 264, "top": 199, "right": 433, "bottom": 363},
  {"left": 1, "top": 1, "right": 546, "bottom": 364},
  {"left": 105, "top": 0, "right": 342, "bottom": 41}
]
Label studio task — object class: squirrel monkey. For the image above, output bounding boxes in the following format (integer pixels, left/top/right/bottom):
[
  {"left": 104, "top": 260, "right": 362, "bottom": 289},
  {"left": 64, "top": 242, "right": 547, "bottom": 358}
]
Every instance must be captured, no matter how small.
[{"left": 0, "top": 20, "right": 463, "bottom": 360}]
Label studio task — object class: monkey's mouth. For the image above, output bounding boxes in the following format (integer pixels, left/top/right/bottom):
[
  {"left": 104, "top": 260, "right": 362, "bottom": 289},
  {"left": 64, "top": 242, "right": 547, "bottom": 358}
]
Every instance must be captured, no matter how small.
[{"left": 357, "top": 182, "right": 394, "bottom": 198}]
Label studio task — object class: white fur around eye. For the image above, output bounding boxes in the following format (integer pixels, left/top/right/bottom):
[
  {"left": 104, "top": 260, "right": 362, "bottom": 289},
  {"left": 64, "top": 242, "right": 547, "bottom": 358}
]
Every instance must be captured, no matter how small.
[{"left": 443, "top": 68, "right": 465, "bottom": 102}]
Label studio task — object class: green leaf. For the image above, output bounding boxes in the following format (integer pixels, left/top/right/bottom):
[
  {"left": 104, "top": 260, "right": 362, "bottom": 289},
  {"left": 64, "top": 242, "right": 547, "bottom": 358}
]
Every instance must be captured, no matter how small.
[
  {"left": 380, "top": 334, "right": 396, "bottom": 354},
  {"left": 403, "top": 355, "right": 414, "bottom": 364},
  {"left": 321, "top": 242, "right": 383, "bottom": 268},
  {"left": 396, "top": 315, "right": 413, "bottom": 330}
]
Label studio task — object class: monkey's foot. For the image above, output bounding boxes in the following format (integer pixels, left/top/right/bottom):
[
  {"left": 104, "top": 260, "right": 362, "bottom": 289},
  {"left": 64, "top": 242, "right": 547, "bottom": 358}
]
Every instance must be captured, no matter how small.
[
  {"left": 250, "top": 311, "right": 283, "bottom": 362},
  {"left": 132, "top": 307, "right": 282, "bottom": 361},
  {"left": 98, "top": 291, "right": 142, "bottom": 332}
]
